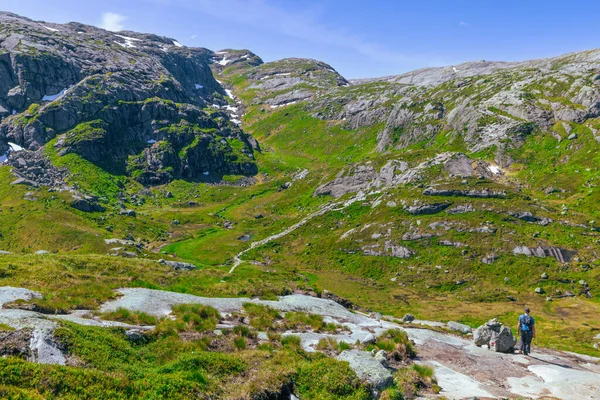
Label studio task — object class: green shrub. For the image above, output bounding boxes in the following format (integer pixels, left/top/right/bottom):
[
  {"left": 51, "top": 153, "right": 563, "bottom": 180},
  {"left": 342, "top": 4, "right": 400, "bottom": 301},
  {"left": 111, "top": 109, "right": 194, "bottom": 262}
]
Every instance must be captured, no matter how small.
[
  {"left": 280, "top": 335, "right": 302, "bottom": 348},
  {"left": 295, "top": 357, "right": 370, "bottom": 399},
  {"left": 393, "top": 364, "right": 438, "bottom": 398},
  {"left": 234, "top": 336, "right": 247, "bottom": 350},
  {"left": 242, "top": 303, "right": 281, "bottom": 331}
]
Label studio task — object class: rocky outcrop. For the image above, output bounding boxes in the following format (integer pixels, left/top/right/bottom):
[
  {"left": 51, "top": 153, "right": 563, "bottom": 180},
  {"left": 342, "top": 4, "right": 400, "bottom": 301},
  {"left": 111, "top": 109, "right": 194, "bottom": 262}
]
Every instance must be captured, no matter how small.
[
  {"left": 337, "top": 350, "right": 393, "bottom": 392},
  {"left": 158, "top": 259, "right": 197, "bottom": 271},
  {"left": 423, "top": 187, "right": 506, "bottom": 198},
  {"left": 509, "top": 212, "right": 552, "bottom": 226},
  {"left": 446, "top": 204, "right": 475, "bottom": 214},
  {"left": 405, "top": 202, "right": 451, "bottom": 215},
  {"left": 513, "top": 246, "right": 576, "bottom": 263},
  {"left": 363, "top": 241, "right": 414, "bottom": 258},
  {"left": 69, "top": 196, "right": 105, "bottom": 213},
  {"left": 0, "top": 12, "right": 258, "bottom": 185}
]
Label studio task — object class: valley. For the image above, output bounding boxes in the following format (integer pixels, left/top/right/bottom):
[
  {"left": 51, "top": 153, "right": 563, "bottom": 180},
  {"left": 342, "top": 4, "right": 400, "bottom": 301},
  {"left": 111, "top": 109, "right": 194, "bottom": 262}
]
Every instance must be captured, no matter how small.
[{"left": 0, "top": 11, "right": 599, "bottom": 399}]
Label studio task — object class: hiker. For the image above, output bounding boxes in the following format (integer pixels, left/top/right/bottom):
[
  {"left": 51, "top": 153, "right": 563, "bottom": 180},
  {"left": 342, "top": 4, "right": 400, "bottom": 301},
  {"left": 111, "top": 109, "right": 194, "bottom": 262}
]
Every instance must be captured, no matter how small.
[{"left": 517, "top": 307, "right": 536, "bottom": 355}]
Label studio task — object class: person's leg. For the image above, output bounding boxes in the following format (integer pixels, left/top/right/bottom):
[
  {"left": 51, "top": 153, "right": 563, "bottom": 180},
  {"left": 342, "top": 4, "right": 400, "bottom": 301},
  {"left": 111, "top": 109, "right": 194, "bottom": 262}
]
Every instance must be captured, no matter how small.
[
  {"left": 523, "top": 331, "right": 532, "bottom": 355},
  {"left": 518, "top": 334, "right": 524, "bottom": 353}
]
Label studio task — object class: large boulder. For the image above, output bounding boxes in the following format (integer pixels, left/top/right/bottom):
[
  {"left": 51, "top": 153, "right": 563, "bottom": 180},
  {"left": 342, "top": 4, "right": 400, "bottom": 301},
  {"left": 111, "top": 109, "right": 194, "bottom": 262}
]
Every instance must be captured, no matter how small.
[
  {"left": 473, "top": 318, "right": 517, "bottom": 353},
  {"left": 490, "top": 326, "right": 517, "bottom": 353}
]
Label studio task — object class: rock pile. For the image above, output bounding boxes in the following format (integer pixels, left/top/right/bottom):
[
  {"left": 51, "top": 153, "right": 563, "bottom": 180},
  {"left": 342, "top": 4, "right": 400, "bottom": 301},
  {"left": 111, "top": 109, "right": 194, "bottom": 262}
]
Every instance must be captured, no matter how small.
[{"left": 473, "top": 318, "right": 517, "bottom": 353}]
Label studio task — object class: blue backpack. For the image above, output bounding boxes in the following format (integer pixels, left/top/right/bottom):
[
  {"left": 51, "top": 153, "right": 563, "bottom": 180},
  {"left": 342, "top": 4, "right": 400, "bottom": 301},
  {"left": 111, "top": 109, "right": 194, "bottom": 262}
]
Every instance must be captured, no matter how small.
[{"left": 521, "top": 314, "right": 532, "bottom": 332}]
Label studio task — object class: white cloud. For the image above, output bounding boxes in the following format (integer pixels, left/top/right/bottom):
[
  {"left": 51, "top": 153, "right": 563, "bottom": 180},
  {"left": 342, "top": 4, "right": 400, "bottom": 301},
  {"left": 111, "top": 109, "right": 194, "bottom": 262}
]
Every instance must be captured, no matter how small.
[
  {"left": 100, "top": 12, "right": 128, "bottom": 31},
  {"left": 190, "top": 34, "right": 198, "bottom": 39},
  {"left": 458, "top": 21, "right": 470, "bottom": 26}
]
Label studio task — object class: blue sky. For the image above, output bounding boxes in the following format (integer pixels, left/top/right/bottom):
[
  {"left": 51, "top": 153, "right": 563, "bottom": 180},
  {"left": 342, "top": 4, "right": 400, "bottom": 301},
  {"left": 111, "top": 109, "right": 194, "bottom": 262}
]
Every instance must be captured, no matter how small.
[{"left": 3, "top": 0, "right": 600, "bottom": 78}]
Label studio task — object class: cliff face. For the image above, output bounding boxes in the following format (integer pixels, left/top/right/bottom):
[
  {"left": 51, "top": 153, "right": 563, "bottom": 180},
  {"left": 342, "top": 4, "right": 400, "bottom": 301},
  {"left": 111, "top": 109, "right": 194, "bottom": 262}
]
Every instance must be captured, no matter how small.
[{"left": 0, "top": 12, "right": 258, "bottom": 183}]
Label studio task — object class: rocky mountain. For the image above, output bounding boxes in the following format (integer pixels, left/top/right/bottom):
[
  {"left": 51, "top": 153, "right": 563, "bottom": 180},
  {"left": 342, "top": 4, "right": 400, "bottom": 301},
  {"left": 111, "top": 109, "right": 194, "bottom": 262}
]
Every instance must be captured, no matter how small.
[
  {"left": 0, "top": 12, "right": 258, "bottom": 184},
  {"left": 0, "top": 11, "right": 599, "bottom": 400}
]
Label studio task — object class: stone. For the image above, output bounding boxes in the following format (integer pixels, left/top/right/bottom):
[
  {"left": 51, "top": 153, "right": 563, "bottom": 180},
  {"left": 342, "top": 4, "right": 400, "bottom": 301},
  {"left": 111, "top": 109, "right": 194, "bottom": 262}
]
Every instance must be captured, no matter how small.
[
  {"left": 337, "top": 350, "right": 393, "bottom": 391},
  {"left": 541, "top": 272, "right": 549, "bottom": 279},
  {"left": 474, "top": 318, "right": 516, "bottom": 353},
  {"left": 534, "top": 287, "right": 545, "bottom": 294},
  {"left": 34, "top": 250, "right": 49, "bottom": 255},
  {"left": 374, "top": 350, "right": 388, "bottom": 366},
  {"left": 402, "top": 314, "right": 415, "bottom": 323},
  {"left": 567, "top": 133, "right": 578, "bottom": 140},
  {"left": 447, "top": 321, "right": 472, "bottom": 334},
  {"left": 125, "top": 329, "right": 146, "bottom": 343},
  {"left": 70, "top": 197, "right": 105, "bottom": 213},
  {"left": 158, "top": 259, "right": 197, "bottom": 271},
  {"left": 490, "top": 325, "right": 517, "bottom": 353},
  {"left": 172, "top": 220, "right": 180, "bottom": 225},
  {"left": 361, "top": 333, "right": 376, "bottom": 345},
  {"left": 473, "top": 325, "right": 493, "bottom": 346},
  {"left": 482, "top": 254, "right": 499, "bottom": 264},
  {"left": 119, "top": 209, "right": 137, "bottom": 217},
  {"left": 546, "top": 297, "right": 553, "bottom": 302}
]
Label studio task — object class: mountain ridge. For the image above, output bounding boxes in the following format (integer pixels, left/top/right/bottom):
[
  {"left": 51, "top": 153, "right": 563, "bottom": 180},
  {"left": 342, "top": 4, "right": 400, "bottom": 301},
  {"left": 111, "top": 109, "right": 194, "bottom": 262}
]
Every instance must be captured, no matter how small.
[{"left": 0, "top": 11, "right": 599, "bottom": 399}]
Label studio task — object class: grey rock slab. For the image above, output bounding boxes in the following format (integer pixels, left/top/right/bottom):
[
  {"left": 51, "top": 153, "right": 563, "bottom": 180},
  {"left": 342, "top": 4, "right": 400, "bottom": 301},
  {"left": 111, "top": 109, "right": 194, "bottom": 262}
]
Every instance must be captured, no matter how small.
[
  {"left": 337, "top": 350, "right": 393, "bottom": 391},
  {"left": 426, "top": 360, "right": 496, "bottom": 399},
  {"left": 101, "top": 289, "right": 371, "bottom": 324},
  {"left": 0, "top": 309, "right": 65, "bottom": 365},
  {"left": 0, "top": 286, "right": 42, "bottom": 306},
  {"left": 447, "top": 321, "right": 472, "bottom": 334}
]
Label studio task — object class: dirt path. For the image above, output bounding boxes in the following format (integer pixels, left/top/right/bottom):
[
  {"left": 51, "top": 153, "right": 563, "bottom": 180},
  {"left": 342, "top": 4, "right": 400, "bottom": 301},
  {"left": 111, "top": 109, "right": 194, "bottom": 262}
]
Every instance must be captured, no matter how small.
[{"left": 228, "top": 195, "right": 360, "bottom": 273}]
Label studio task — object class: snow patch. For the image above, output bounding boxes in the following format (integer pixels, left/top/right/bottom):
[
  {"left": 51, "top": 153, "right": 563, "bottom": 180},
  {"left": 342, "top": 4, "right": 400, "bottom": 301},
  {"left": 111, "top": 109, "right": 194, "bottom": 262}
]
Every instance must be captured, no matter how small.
[
  {"left": 217, "top": 57, "right": 231, "bottom": 66},
  {"left": 8, "top": 142, "right": 23, "bottom": 152},
  {"left": 147, "top": 140, "right": 157, "bottom": 144},
  {"left": 172, "top": 40, "right": 184, "bottom": 47},
  {"left": 114, "top": 34, "right": 140, "bottom": 48},
  {"left": 115, "top": 34, "right": 141, "bottom": 42},
  {"left": 194, "top": 84, "right": 204, "bottom": 89},
  {"left": 0, "top": 154, "right": 7, "bottom": 164},
  {"left": 231, "top": 118, "right": 241, "bottom": 125},
  {"left": 203, "top": 171, "right": 209, "bottom": 176},
  {"left": 42, "top": 88, "right": 67, "bottom": 102},
  {"left": 271, "top": 101, "right": 297, "bottom": 108},
  {"left": 43, "top": 26, "right": 59, "bottom": 32},
  {"left": 11, "top": 110, "right": 16, "bottom": 116},
  {"left": 488, "top": 165, "right": 501, "bottom": 174},
  {"left": 224, "top": 89, "right": 234, "bottom": 98}
]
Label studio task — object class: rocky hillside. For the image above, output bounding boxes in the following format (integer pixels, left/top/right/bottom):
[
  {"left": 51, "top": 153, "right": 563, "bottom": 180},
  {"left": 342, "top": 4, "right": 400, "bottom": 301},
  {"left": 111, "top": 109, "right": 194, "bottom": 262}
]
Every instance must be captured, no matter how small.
[
  {"left": 0, "top": 12, "right": 599, "bottom": 400},
  {"left": 0, "top": 12, "right": 258, "bottom": 184}
]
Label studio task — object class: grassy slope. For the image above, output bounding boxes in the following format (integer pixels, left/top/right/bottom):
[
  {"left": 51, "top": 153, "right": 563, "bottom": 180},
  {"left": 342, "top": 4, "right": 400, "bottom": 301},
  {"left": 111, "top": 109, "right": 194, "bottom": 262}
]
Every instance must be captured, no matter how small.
[{"left": 0, "top": 56, "right": 598, "bottom": 398}]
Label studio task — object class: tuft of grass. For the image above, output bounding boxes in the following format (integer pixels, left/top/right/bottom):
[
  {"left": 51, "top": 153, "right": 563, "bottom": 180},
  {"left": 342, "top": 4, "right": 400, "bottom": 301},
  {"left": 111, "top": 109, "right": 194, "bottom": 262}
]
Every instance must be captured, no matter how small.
[
  {"left": 99, "top": 308, "right": 158, "bottom": 326},
  {"left": 154, "top": 304, "right": 220, "bottom": 336}
]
